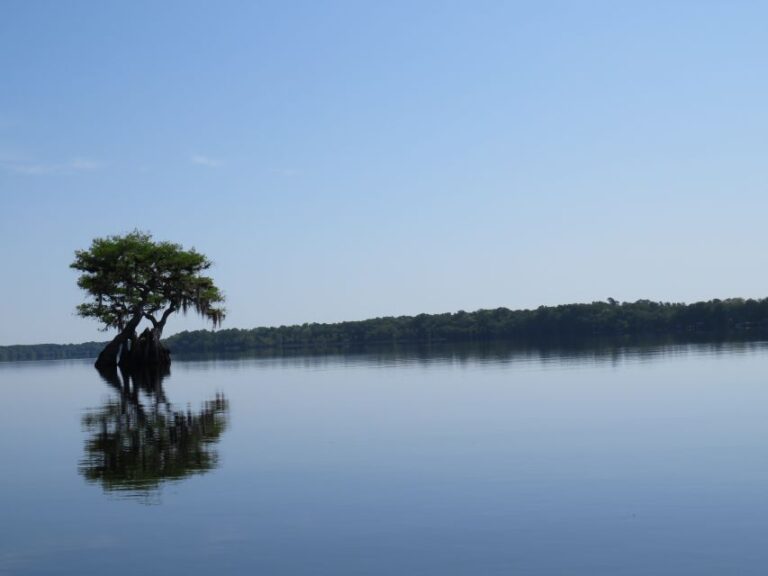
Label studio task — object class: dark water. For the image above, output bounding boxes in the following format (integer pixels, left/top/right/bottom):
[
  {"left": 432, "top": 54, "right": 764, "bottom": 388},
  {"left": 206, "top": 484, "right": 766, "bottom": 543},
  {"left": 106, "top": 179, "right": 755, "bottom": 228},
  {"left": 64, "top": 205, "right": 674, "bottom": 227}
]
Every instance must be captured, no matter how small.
[{"left": 2, "top": 341, "right": 768, "bottom": 575}]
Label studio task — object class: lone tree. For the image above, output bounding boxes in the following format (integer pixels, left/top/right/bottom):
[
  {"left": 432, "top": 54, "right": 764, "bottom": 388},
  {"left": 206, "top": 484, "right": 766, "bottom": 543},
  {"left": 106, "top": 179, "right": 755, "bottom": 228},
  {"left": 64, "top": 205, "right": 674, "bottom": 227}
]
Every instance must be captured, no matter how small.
[{"left": 71, "top": 231, "right": 225, "bottom": 369}]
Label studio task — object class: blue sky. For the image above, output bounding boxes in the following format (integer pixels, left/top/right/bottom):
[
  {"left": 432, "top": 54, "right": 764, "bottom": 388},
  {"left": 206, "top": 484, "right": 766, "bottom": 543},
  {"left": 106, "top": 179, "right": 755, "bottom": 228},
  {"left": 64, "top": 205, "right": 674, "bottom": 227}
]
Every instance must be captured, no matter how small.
[{"left": 2, "top": 1, "right": 768, "bottom": 345}]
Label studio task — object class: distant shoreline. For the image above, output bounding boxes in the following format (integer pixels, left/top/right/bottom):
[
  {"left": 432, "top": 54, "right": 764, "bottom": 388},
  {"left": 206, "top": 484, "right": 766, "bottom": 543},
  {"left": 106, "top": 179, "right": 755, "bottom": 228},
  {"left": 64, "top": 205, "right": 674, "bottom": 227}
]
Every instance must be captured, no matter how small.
[{"left": 2, "top": 298, "right": 768, "bottom": 363}]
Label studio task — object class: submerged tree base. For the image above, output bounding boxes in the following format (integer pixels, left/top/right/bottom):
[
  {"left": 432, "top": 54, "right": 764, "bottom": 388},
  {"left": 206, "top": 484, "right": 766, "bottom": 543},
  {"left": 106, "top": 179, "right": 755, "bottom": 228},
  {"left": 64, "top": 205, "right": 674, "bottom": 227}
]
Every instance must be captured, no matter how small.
[{"left": 95, "top": 327, "right": 171, "bottom": 370}]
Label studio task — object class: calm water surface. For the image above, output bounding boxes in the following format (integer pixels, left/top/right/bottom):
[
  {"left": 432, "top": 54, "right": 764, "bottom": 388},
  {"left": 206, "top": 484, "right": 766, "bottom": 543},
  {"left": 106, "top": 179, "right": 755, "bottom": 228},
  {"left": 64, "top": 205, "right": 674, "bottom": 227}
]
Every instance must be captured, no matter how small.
[{"left": 2, "top": 342, "right": 768, "bottom": 575}]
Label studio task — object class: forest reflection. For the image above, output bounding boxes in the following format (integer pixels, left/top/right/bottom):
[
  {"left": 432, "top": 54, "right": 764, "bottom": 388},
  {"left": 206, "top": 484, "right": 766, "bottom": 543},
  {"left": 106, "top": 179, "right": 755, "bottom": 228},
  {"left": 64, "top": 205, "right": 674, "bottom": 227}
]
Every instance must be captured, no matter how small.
[{"left": 79, "top": 365, "right": 228, "bottom": 499}]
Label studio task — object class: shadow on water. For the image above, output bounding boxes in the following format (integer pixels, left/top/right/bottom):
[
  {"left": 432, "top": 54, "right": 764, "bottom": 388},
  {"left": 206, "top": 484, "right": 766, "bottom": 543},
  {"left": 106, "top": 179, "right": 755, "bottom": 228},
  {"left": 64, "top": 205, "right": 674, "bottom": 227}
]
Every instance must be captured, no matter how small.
[{"left": 79, "top": 365, "right": 229, "bottom": 502}]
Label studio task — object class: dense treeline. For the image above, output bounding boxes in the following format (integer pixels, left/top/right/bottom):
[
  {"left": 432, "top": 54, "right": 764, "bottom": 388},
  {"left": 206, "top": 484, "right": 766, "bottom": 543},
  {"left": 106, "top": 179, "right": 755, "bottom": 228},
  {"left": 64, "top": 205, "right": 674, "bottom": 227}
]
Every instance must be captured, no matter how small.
[
  {"left": 0, "top": 341, "right": 106, "bottom": 362},
  {"left": 163, "top": 298, "right": 768, "bottom": 354},
  {"left": 3, "top": 298, "right": 768, "bottom": 362}
]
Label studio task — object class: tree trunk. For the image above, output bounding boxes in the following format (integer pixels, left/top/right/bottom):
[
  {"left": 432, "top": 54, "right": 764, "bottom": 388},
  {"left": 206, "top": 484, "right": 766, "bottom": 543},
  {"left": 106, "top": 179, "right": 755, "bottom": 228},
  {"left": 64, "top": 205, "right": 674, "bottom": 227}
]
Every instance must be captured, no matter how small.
[
  {"left": 121, "top": 327, "right": 171, "bottom": 369},
  {"left": 118, "top": 331, "right": 137, "bottom": 367},
  {"left": 95, "top": 314, "right": 143, "bottom": 369},
  {"left": 94, "top": 338, "right": 124, "bottom": 369}
]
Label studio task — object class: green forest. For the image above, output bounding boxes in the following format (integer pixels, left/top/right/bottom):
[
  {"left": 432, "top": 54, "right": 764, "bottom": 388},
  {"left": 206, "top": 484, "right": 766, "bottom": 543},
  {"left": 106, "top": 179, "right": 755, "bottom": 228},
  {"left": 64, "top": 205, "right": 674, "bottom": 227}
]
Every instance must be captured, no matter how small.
[
  {"left": 0, "top": 341, "right": 106, "bottom": 362},
  {"left": 3, "top": 297, "right": 768, "bottom": 362}
]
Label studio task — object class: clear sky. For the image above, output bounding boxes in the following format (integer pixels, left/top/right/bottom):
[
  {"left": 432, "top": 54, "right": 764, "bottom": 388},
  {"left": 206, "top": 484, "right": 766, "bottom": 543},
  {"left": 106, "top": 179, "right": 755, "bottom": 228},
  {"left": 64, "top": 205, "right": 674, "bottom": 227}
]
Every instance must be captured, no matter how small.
[{"left": 2, "top": 1, "right": 768, "bottom": 345}]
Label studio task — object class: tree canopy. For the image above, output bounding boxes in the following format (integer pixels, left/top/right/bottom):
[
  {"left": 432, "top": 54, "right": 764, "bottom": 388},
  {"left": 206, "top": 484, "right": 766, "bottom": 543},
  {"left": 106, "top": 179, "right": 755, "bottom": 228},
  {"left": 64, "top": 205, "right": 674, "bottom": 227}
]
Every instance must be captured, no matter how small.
[{"left": 71, "top": 231, "right": 225, "bottom": 367}]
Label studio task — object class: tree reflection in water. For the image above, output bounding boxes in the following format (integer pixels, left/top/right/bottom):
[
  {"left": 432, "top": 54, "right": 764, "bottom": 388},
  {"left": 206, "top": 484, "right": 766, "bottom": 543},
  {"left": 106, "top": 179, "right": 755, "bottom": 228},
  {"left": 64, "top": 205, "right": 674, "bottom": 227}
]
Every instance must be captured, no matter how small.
[{"left": 80, "top": 365, "right": 228, "bottom": 499}]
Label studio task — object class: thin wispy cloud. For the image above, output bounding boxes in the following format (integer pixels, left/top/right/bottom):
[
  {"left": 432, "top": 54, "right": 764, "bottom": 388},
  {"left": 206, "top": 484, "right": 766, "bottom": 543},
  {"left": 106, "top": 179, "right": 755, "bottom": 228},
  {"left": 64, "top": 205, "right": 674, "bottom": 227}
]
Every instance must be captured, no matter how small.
[
  {"left": 1, "top": 157, "right": 100, "bottom": 175},
  {"left": 191, "top": 155, "right": 222, "bottom": 168},
  {"left": 68, "top": 158, "right": 99, "bottom": 171},
  {"left": 271, "top": 168, "right": 299, "bottom": 177}
]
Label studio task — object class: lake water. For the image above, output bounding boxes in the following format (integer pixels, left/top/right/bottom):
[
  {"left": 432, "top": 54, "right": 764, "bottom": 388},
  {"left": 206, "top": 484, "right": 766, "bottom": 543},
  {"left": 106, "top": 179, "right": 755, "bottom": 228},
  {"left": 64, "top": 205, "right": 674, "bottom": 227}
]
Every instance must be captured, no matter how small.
[{"left": 2, "top": 341, "right": 768, "bottom": 575}]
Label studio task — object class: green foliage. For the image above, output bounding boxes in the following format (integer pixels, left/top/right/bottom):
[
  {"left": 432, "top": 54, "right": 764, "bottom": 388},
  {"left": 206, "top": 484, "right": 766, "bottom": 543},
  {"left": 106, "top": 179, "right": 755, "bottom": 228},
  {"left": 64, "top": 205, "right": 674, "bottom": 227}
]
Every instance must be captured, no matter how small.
[{"left": 70, "top": 230, "right": 225, "bottom": 332}]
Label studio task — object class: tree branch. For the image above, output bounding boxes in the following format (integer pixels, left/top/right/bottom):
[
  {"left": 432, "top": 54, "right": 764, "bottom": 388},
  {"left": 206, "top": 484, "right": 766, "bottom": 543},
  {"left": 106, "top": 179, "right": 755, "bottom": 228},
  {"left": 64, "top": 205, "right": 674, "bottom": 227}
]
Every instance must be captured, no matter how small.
[{"left": 158, "top": 306, "right": 176, "bottom": 330}]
